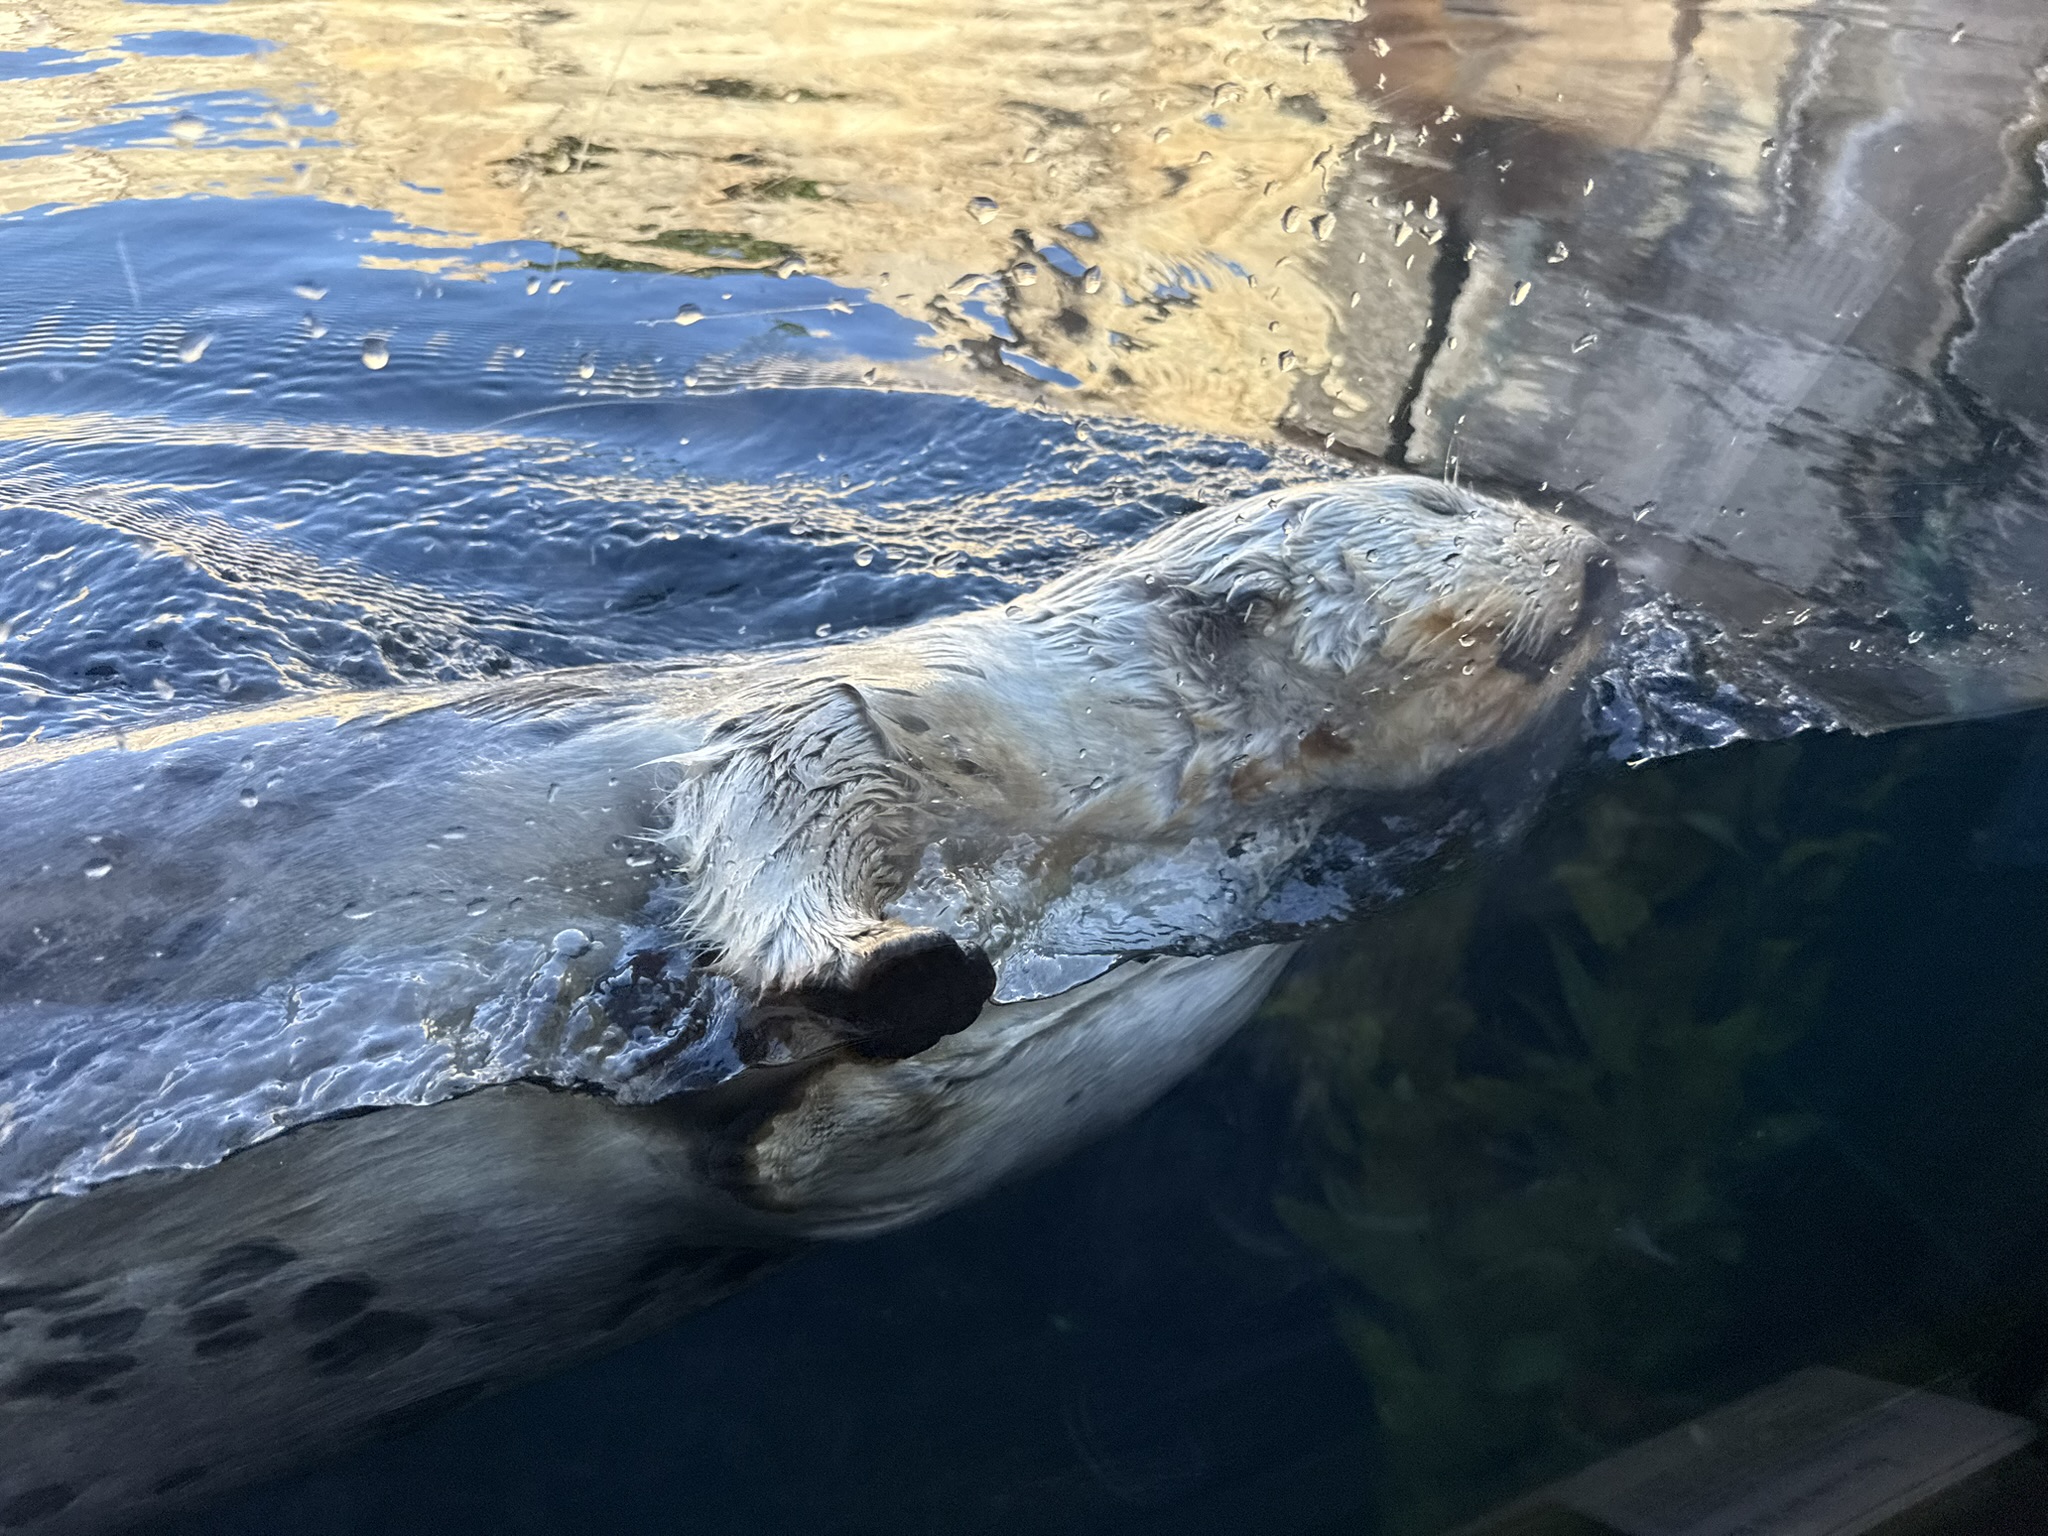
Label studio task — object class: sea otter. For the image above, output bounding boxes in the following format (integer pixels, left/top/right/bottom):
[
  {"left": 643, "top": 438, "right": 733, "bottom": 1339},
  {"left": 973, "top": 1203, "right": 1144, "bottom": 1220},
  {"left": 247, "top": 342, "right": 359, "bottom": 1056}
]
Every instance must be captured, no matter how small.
[{"left": 0, "top": 474, "right": 1610, "bottom": 1531}]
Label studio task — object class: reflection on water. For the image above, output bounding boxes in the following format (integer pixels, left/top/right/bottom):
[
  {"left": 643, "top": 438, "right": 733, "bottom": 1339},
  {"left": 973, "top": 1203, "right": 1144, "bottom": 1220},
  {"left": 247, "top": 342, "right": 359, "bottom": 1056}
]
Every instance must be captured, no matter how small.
[
  {"left": 1, "top": 0, "right": 2046, "bottom": 1530},
  {"left": 2, "top": 0, "right": 2044, "bottom": 730}
]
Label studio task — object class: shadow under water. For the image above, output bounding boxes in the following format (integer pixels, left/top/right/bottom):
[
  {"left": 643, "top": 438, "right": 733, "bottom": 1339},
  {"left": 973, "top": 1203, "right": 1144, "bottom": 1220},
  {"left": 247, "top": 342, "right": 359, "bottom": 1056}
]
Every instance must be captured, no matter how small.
[{"left": 119, "top": 707, "right": 2048, "bottom": 1536}]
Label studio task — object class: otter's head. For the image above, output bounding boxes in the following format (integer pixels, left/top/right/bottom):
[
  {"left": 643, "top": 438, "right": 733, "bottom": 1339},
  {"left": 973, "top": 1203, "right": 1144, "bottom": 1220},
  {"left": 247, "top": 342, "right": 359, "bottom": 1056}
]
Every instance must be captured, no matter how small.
[{"left": 1034, "top": 475, "right": 1614, "bottom": 798}]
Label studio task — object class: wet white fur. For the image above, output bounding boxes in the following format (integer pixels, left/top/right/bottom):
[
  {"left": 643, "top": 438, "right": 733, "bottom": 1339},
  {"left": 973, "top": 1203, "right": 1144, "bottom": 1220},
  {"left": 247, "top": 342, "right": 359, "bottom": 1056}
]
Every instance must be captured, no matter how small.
[{"left": 662, "top": 476, "right": 1607, "bottom": 993}]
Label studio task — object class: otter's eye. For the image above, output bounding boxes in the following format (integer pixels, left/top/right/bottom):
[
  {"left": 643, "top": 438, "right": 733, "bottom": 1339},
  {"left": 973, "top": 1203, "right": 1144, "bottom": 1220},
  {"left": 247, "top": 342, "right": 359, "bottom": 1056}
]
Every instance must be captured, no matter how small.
[{"left": 1415, "top": 483, "right": 1471, "bottom": 518}]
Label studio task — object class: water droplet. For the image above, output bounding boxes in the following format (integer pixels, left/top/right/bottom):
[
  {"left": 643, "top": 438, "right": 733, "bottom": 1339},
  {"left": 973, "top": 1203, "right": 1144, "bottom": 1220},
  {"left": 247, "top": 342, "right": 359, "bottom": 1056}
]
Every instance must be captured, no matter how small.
[
  {"left": 1393, "top": 221, "right": 1414, "bottom": 247},
  {"left": 853, "top": 545, "right": 877, "bottom": 568},
  {"left": 1082, "top": 265, "right": 1104, "bottom": 294},
  {"left": 1277, "top": 349, "right": 1297, "bottom": 371},
  {"left": 1370, "top": 34, "right": 1390, "bottom": 55},
  {"left": 1949, "top": 22, "right": 1966, "bottom": 42},
  {"left": 343, "top": 901, "right": 374, "bottom": 920},
  {"left": 774, "top": 256, "right": 805, "bottom": 278},
  {"left": 167, "top": 113, "right": 206, "bottom": 143},
  {"left": 1907, "top": 630, "right": 1926, "bottom": 645},
  {"left": 360, "top": 336, "right": 390, "bottom": 370},
  {"left": 673, "top": 303, "right": 702, "bottom": 325},
  {"left": 1547, "top": 242, "right": 1570, "bottom": 263},
  {"left": 548, "top": 277, "right": 570, "bottom": 294},
  {"left": 1310, "top": 213, "right": 1335, "bottom": 241},
  {"left": 815, "top": 622, "right": 833, "bottom": 637},
  {"left": 1583, "top": 178, "right": 1596, "bottom": 196},
  {"left": 1087, "top": 775, "right": 1106, "bottom": 791},
  {"left": 293, "top": 282, "right": 327, "bottom": 301},
  {"left": 552, "top": 927, "right": 591, "bottom": 957},
  {"left": 1460, "top": 661, "right": 1476, "bottom": 675},
  {"left": 238, "top": 787, "right": 259, "bottom": 808},
  {"left": 177, "top": 333, "right": 211, "bottom": 364},
  {"left": 1010, "top": 261, "right": 1038, "bottom": 287},
  {"left": 577, "top": 355, "right": 596, "bottom": 379},
  {"left": 466, "top": 896, "right": 490, "bottom": 916},
  {"left": 525, "top": 276, "right": 542, "bottom": 296},
  {"left": 1509, "top": 281, "right": 1532, "bottom": 306},
  {"left": 967, "top": 195, "right": 999, "bottom": 224},
  {"left": 1280, "top": 206, "right": 1302, "bottom": 234},
  {"left": 83, "top": 857, "right": 113, "bottom": 880},
  {"left": 302, "top": 313, "right": 328, "bottom": 339},
  {"left": 1572, "top": 332, "right": 1597, "bottom": 354},
  {"left": 1633, "top": 500, "right": 1657, "bottom": 522}
]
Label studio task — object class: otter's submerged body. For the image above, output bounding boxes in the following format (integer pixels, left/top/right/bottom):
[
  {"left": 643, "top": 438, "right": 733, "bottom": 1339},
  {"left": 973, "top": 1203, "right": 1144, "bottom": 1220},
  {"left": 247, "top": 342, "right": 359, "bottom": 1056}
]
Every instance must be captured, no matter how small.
[{"left": 0, "top": 478, "right": 1611, "bottom": 1532}]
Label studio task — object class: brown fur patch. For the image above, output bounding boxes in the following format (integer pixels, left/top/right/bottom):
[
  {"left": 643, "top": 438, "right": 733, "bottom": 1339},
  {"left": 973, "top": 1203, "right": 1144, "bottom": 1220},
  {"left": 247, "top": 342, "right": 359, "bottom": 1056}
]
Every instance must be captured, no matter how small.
[
  {"left": 1229, "top": 756, "right": 1279, "bottom": 801},
  {"left": 1299, "top": 723, "right": 1353, "bottom": 763}
]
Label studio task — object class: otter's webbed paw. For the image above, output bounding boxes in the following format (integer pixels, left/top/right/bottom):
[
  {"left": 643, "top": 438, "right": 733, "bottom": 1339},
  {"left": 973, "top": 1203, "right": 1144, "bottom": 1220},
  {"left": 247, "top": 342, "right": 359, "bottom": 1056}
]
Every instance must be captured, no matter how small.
[
  {"left": 794, "top": 923, "right": 996, "bottom": 1060},
  {"left": 662, "top": 681, "right": 920, "bottom": 995}
]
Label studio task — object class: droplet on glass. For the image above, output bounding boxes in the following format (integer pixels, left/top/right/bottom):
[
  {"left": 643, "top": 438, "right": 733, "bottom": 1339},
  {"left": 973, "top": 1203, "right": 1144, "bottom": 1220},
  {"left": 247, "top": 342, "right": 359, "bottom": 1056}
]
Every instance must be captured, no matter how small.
[
  {"left": 178, "top": 333, "right": 211, "bottom": 363},
  {"left": 168, "top": 113, "right": 206, "bottom": 143},
  {"left": 1509, "top": 281, "right": 1531, "bottom": 306},
  {"left": 1010, "top": 261, "right": 1038, "bottom": 286},
  {"left": 1759, "top": 137, "right": 1778, "bottom": 159},
  {"left": 1310, "top": 213, "right": 1335, "bottom": 241},
  {"left": 853, "top": 545, "right": 877, "bottom": 568},
  {"left": 1547, "top": 242, "right": 1569, "bottom": 263},
  {"left": 1393, "top": 222, "right": 1413, "bottom": 247},
  {"left": 577, "top": 355, "right": 596, "bottom": 379},
  {"left": 967, "top": 196, "right": 999, "bottom": 224},
  {"left": 1277, "top": 349, "right": 1297, "bottom": 371},
  {"left": 548, "top": 277, "right": 569, "bottom": 294},
  {"left": 551, "top": 927, "right": 591, "bottom": 957},
  {"left": 1370, "top": 35, "right": 1390, "bottom": 56},
  {"left": 293, "top": 282, "right": 327, "bottom": 301},
  {"left": 774, "top": 256, "right": 805, "bottom": 278},
  {"left": 238, "top": 787, "right": 259, "bottom": 808},
  {"left": 83, "top": 857, "right": 113, "bottom": 880},
  {"left": 674, "top": 304, "right": 702, "bottom": 325},
  {"left": 360, "top": 336, "right": 390, "bottom": 369},
  {"left": 1572, "top": 332, "right": 1597, "bottom": 354},
  {"left": 1633, "top": 500, "right": 1656, "bottom": 522},
  {"left": 1082, "top": 265, "right": 1103, "bottom": 294},
  {"left": 1949, "top": 23, "right": 1966, "bottom": 42},
  {"left": 466, "top": 896, "right": 490, "bottom": 916},
  {"left": 525, "top": 276, "right": 542, "bottom": 296}
]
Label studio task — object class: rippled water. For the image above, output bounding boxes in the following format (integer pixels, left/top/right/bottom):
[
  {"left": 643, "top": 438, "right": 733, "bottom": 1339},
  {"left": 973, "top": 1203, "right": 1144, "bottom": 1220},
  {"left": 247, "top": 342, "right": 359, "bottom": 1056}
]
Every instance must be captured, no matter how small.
[{"left": 2, "top": 0, "right": 2046, "bottom": 1531}]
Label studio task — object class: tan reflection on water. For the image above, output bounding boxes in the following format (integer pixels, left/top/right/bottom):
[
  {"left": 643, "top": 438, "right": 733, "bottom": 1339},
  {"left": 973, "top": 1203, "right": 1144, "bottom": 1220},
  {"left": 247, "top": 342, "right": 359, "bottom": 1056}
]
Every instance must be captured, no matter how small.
[{"left": 0, "top": 0, "right": 1605, "bottom": 444}]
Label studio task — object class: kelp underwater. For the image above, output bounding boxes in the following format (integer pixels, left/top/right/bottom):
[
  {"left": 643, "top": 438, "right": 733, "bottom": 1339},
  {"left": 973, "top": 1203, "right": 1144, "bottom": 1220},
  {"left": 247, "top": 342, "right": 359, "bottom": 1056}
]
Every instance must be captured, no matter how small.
[{"left": 1269, "top": 711, "right": 2048, "bottom": 1534}]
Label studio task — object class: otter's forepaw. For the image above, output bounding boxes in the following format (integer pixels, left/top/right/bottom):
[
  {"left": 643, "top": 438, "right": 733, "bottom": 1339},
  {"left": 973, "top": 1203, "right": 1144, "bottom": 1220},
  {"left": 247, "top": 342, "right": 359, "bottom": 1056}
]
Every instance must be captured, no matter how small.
[{"left": 794, "top": 923, "right": 996, "bottom": 1061}]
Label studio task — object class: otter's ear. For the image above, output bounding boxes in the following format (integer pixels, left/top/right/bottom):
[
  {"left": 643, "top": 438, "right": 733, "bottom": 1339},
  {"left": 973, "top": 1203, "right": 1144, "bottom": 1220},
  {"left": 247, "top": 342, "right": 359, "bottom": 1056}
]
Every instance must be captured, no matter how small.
[{"left": 660, "top": 683, "right": 919, "bottom": 995}]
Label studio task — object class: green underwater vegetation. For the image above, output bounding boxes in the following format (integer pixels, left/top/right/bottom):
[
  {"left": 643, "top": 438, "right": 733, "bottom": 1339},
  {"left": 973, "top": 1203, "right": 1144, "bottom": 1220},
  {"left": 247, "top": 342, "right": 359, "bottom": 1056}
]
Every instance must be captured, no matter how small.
[{"left": 1267, "top": 732, "right": 1937, "bottom": 1534}]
